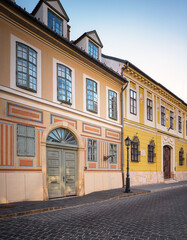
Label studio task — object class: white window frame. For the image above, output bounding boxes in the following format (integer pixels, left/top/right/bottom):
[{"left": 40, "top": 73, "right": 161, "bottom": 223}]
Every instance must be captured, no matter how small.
[
  {"left": 83, "top": 74, "right": 100, "bottom": 117},
  {"left": 10, "top": 34, "right": 41, "bottom": 98},
  {"left": 106, "top": 87, "right": 119, "bottom": 123},
  {"left": 53, "top": 58, "right": 75, "bottom": 108}
]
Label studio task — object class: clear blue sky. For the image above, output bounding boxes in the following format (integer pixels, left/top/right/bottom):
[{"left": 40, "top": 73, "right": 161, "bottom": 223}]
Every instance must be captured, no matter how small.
[{"left": 16, "top": 0, "right": 187, "bottom": 103}]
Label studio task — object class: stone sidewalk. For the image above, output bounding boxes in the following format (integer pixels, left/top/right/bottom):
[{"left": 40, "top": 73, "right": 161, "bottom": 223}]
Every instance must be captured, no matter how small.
[{"left": 0, "top": 180, "right": 187, "bottom": 219}]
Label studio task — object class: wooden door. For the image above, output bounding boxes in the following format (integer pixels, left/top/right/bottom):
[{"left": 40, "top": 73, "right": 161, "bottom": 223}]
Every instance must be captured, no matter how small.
[
  {"left": 47, "top": 147, "right": 77, "bottom": 198},
  {"left": 64, "top": 150, "right": 77, "bottom": 196},
  {"left": 163, "top": 146, "right": 171, "bottom": 179}
]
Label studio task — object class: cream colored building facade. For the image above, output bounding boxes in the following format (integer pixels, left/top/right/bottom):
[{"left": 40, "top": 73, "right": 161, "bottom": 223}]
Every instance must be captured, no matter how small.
[{"left": 0, "top": 0, "right": 186, "bottom": 204}]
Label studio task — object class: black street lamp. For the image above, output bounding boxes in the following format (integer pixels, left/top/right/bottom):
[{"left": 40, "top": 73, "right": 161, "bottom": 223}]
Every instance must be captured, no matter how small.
[{"left": 125, "top": 136, "right": 131, "bottom": 193}]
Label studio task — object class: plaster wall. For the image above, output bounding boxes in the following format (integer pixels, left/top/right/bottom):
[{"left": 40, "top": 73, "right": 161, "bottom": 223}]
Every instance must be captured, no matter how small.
[{"left": 0, "top": 172, "right": 43, "bottom": 203}]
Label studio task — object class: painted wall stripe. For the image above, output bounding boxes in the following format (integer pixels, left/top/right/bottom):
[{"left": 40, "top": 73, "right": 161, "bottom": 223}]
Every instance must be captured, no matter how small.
[{"left": 0, "top": 122, "right": 14, "bottom": 166}]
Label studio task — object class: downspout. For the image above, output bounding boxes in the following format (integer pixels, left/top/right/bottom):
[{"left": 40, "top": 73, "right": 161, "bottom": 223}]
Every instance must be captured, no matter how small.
[{"left": 121, "top": 62, "right": 129, "bottom": 189}]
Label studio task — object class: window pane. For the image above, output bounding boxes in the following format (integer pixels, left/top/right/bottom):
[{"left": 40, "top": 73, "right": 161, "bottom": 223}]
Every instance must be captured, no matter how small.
[
  {"left": 17, "top": 125, "right": 26, "bottom": 136},
  {"left": 17, "top": 136, "right": 27, "bottom": 155},
  {"left": 16, "top": 42, "right": 37, "bottom": 92}
]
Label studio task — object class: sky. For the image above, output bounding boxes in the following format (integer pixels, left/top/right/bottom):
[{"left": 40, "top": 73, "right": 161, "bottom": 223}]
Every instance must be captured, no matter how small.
[{"left": 15, "top": 0, "right": 187, "bottom": 103}]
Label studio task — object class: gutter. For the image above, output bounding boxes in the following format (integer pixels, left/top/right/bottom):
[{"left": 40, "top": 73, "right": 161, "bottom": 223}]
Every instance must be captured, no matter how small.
[{"left": 121, "top": 63, "right": 129, "bottom": 189}]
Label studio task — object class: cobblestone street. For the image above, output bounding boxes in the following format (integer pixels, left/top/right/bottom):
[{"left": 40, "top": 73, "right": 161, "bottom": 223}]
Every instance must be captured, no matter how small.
[{"left": 0, "top": 187, "right": 186, "bottom": 240}]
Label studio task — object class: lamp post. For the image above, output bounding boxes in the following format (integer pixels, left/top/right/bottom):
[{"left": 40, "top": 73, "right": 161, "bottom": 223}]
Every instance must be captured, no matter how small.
[{"left": 125, "top": 136, "right": 131, "bottom": 193}]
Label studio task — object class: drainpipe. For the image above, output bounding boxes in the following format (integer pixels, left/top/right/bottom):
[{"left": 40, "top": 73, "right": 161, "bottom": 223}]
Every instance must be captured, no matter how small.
[{"left": 121, "top": 62, "right": 129, "bottom": 189}]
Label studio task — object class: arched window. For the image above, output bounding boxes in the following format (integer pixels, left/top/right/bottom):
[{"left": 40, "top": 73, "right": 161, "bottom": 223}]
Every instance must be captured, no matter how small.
[
  {"left": 148, "top": 140, "right": 156, "bottom": 163},
  {"left": 131, "top": 136, "right": 140, "bottom": 162},
  {"left": 47, "top": 128, "right": 77, "bottom": 146}
]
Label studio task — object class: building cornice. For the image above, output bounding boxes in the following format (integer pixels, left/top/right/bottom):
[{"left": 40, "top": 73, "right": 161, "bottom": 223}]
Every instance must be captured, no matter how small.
[{"left": 102, "top": 54, "right": 187, "bottom": 110}]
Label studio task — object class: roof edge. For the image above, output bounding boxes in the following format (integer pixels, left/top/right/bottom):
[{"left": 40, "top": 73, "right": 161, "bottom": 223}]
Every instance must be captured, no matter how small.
[{"left": 102, "top": 54, "right": 187, "bottom": 107}]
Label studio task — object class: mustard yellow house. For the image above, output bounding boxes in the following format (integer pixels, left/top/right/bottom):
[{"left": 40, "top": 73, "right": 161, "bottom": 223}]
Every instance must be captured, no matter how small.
[
  {"left": 0, "top": 0, "right": 186, "bottom": 204},
  {"left": 102, "top": 54, "right": 187, "bottom": 185}
]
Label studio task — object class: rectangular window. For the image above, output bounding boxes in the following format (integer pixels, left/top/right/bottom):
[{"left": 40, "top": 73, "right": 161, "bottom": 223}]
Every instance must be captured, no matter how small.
[
  {"left": 57, "top": 64, "right": 72, "bottom": 104},
  {"left": 148, "top": 145, "right": 154, "bottom": 163},
  {"left": 89, "top": 41, "right": 99, "bottom": 59},
  {"left": 48, "top": 10, "right": 63, "bottom": 36},
  {"left": 86, "top": 79, "right": 98, "bottom": 113},
  {"left": 179, "top": 148, "right": 184, "bottom": 166},
  {"left": 131, "top": 142, "right": 139, "bottom": 162},
  {"left": 88, "top": 139, "right": 97, "bottom": 161},
  {"left": 108, "top": 90, "right": 117, "bottom": 120},
  {"left": 16, "top": 42, "right": 37, "bottom": 92},
  {"left": 161, "top": 106, "right": 165, "bottom": 126},
  {"left": 130, "top": 90, "right": 137, "bottom": 115},
  {"left": 147, "top": 99, "right": 153, "bottom": 121},
  {"left": 109, "top": 144, "right": 117, "bottom": 163},
  {"left": 17, "top": 125, "right": 35, "bottom": 156},
  {"left": 178, "top": 116, "right": 182, "bottom": 133},
  {"left": 170, "top": 111, "right": 174, "bottom": 130}
]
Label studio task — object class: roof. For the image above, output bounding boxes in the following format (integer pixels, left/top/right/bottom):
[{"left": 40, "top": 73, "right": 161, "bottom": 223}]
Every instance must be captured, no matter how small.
[
  {"left": 32, "top": 0, "right": 69, "bottom": 22},
  {"left": 102, "top": 54, "right": 187, "bottom": 107},
  {"left": 1, "top": 0, "right": 127, "bottom": 85},
  {"left": 74, "top": 30, "right": 103, "bottom": 48}
]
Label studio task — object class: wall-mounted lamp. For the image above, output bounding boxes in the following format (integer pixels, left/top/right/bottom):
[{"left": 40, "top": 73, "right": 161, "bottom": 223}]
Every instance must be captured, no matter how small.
[{"left": 104, "top": 155, "right": 115, "bottom": 161}]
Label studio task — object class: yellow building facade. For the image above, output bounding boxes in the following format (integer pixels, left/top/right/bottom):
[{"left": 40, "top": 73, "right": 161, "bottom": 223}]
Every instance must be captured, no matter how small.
[
  {"left": 0, "top": 0, "right": 186, "bottom": 203},
  {"left": 102, "top": 55, "right": 187, "bottom": 185}
]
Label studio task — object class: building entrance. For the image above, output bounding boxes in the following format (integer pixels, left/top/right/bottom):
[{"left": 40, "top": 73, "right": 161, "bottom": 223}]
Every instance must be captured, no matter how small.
[
  {"left": 46, "top": 128, "right": 78, "bottom": 198},
  {"left": 163, "top": 146, "right": 171, "bottom": 179}
]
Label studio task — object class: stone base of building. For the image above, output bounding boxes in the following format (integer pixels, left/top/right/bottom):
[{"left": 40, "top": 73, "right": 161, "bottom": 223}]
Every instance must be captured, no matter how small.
[
  {"left": 0, "top": 172, "right": 43, "bottom": 204},
  {"left": 174, "top": 171, "right": 187, "bottom": 181},
  {"left": 84, "top": 171, "right": 122, "bottom": 194},
  {"left": 129, "top": 171, "right": 163, "bottom": 186}
]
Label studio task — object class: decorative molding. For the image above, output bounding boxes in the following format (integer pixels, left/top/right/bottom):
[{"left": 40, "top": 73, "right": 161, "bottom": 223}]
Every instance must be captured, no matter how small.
[
  {"left": 7, "top": 102, "right": 43, "bottom": 124},
  {"left": 163, "top": 136, "right": 174, "bottom": 147},
  {"left": 82, "top": 123, "right": 102, "bottom": 136},
  {"left": 105, "top": 129, "right": 120, "bottom": 140},
  {"left": 50, "top": 113, "right": 77, "bottom": 129},
  {"left": 88, "top": 163, "right": 96, "bottom": 168},
  {"left": 19, "top": 159, "right": 33, "bottom": 167}
]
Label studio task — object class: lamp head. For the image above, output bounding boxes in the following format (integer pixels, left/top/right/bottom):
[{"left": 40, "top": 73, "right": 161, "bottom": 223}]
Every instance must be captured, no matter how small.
[{"left": 125, "top": 136, "right": 131, "bottom": 146}]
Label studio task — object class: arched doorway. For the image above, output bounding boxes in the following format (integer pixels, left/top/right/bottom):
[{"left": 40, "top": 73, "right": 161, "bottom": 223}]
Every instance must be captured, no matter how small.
[
  {"left": 46, "top": 128, "right": 78, "bottom": 198},
  {"left": 163, "top": 146, "right": 171, "bottom": 179}
]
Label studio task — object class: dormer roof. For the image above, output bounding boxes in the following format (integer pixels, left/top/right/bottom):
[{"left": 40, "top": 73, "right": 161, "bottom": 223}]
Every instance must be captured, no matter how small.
[
  {"left": 74, "top": 30, "right": 103, "bottom": 48},
  {"left": 32, "top": 0, "right": 69, "bottom": 22}
]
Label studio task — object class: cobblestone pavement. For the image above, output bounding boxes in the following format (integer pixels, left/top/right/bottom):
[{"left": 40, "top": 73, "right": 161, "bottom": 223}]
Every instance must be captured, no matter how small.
[{"left": 0, "top": 187, "right": 187, "bottom": 240}]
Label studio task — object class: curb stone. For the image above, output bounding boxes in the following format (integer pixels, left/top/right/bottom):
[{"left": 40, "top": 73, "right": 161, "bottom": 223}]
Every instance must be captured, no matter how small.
[{"left": 0, "top": 191, "right": 150, "bottom": 219}]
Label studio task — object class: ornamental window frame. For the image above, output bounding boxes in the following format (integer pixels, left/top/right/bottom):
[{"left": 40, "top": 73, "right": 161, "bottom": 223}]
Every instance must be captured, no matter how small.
[
  {"left": 131, "top": 136, "right": 140, "bottom": 162},
  {"left": 161, "top": 106, "right": 165, "bottom": 126},
  {"left": 88, "top": 41, "right": 99, "bottom": 59},
  {"left": 48, "top": 9, "right": 63, "bottom": 36},
  {"left": 147, "top": 98, "right": 153, "bottom": 121},
  {"left": 130, "top": 89, "right": 137, "bottom": 115},
  {"left": 179, "top": 147, "right": 184, "bottom": 166},
  {"left": 57, "top": 63, "right": 72, "bottom": 105},
  {"left": 16, "top": 42, "right": 37, "bottom": 93},
  {"left": 88, "top": 139, "right": 97, "bottom": 162},
  {"left": 17, "top": 124, "right": 35, "bottom": 157},
  {"left": 147, "top": 140, "right": 156, "bottom": 163},
  {"left": 108, "top": 90, "right": 117, "bottom": 120}
]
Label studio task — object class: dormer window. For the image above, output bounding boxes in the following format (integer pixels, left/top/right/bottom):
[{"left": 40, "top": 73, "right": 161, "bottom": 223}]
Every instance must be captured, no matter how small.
[
  {"left": 48, "top": 10, "right": 63, "bottom": 36},
  {"left": 89, "top": 41, "right": 99, "bottom": 59}
]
